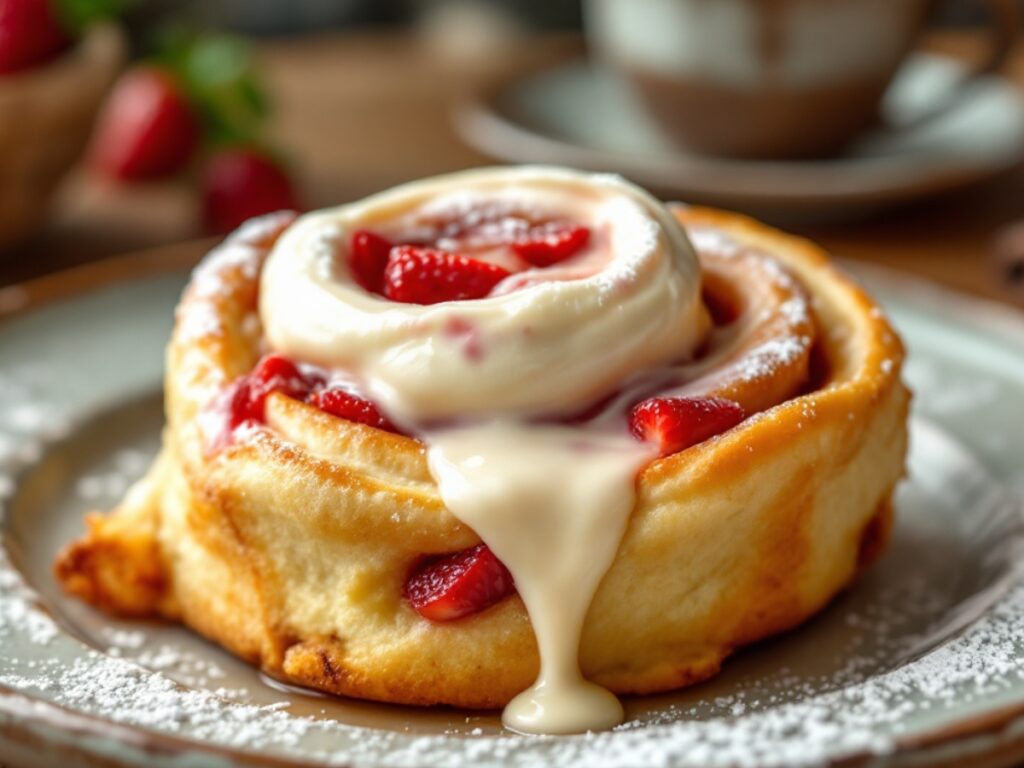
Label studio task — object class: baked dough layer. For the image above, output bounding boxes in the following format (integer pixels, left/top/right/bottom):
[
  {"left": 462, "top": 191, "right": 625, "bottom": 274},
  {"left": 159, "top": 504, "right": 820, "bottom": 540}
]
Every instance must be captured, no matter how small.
[{"left": 56, "top": 207, "right": 909, "bottom": 708}]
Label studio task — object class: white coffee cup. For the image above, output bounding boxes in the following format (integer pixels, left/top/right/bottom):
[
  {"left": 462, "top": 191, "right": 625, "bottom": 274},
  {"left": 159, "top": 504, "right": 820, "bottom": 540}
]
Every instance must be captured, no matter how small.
[{"left": 585, "top": 0, "right": 1016, "bottom": 159}]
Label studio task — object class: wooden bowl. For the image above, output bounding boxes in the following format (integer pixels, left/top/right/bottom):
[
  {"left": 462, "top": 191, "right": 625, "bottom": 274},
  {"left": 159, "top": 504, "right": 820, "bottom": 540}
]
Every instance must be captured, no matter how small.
[{"left": 0, "top": 24, "right": 125, "bottom": 250}]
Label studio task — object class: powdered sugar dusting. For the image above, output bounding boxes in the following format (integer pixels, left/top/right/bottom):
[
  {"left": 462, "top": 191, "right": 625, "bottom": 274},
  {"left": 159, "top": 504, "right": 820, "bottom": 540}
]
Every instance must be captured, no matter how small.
[
  {"left": 685, "top": 225, "right": 814, "bottom": 388},
  {"left": 75, "top": 448, "right": 152, "bottom": 502},
  {"left": 188, "top": 216, "right": 281, "bottom": 299},
  {"left": 175, "top": 212, "right": 292, "bottom": 346},
  {"left": 779, "top": 297, "right": 810, "bottom": 327},
  {"left": 689, "top": 227, "right": 742, "bottom": 259},
  {"left": 734, "top": 335, "right": 813, "bottom": 384},
  {"left": 175, "top": 242, "right": 259, "bottom": 345}
]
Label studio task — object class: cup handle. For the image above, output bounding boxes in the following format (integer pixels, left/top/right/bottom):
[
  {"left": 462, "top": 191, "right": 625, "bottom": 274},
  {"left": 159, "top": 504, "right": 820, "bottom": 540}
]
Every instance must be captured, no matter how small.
[{"left": 891, "top": 0, "right": 1018, "bottom": 129}]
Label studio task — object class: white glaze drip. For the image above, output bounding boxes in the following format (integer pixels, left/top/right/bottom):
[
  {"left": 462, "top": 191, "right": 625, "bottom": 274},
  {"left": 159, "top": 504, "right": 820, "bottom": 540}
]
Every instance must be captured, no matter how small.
[{"left": 427, "top": 421, "right": 655, "bottom": 734}]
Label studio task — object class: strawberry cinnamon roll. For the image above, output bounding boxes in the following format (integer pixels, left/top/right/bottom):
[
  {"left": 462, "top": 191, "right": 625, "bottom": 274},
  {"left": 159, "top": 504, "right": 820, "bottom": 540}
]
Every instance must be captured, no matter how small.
[{"left": 56, "top": 167, "right": 909, "bottom": 735}]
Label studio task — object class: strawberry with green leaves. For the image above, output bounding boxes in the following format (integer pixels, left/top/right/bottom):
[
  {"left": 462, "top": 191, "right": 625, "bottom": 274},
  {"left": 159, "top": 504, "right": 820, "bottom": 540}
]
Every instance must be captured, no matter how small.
[
  {"left": 88, "top": 65, "right": 201, "bottom": 180},
  {"left": 87, "top": 30, "right": 301, "bottom": 233},
  {"left": 0, "top": 0, "right": 123, "bottom": 74}
]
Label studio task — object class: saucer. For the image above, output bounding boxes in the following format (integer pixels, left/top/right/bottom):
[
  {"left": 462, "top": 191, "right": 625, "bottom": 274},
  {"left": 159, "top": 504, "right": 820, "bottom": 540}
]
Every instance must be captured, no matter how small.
[{"left": 456, "top": 53, "right": 1024, "bottom": 217}]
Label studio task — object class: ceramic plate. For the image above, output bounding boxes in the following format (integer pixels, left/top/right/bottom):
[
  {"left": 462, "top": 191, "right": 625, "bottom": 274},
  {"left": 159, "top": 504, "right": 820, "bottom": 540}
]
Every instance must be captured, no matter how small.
[
  {"left": 456, "top": 53, "right": 1024, "bottom": 217},
  {"left": 1, "top": 244, "right": 1024, "bottom": 768}
]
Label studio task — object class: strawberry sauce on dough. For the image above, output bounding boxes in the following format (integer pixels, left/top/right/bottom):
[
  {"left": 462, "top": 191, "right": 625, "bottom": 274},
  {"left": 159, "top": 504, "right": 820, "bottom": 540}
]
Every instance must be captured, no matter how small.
[{"left": 259, "top": 167, "right": 709, "bottom": 734}]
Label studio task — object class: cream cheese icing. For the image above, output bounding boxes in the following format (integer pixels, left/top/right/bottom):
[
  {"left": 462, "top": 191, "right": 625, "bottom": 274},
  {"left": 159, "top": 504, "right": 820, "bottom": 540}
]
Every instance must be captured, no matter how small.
[{"left": 260, "top": 166, "right": 708, "bottom": 424}]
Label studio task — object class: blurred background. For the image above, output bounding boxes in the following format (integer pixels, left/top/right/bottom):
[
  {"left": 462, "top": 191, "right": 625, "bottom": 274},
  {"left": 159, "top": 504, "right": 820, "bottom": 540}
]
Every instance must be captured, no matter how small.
[{"left": 0, "top": 0, "right": 1022, "bottom": 305}]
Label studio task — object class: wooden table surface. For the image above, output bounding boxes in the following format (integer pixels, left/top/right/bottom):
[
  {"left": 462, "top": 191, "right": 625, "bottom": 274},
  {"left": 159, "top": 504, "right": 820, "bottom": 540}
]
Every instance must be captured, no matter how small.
[{"left": 3, "top": 30, "right": 1024, "bottom": 307}]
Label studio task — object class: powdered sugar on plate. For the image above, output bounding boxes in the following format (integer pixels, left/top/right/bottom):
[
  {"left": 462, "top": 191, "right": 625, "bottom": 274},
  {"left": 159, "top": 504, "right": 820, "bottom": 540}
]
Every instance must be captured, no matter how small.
[{"left": 74, "top": 448, "right": 152, "bottom": 502}]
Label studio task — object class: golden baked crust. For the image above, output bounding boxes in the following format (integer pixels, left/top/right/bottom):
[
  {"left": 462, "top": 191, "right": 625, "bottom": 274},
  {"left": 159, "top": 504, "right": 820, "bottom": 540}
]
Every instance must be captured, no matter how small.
[{"left": 55, "top": 206, "right": 910, "bottom": 708}]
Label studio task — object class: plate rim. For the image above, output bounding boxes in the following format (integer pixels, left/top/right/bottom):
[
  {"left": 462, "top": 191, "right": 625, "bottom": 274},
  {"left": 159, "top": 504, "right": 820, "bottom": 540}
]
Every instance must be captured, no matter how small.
[
  {"left": 2, "top": 244, "right": 1024, "bottom": 768},
  {"left": 0, "top": 238, "right": 214, "bottom": 323}
]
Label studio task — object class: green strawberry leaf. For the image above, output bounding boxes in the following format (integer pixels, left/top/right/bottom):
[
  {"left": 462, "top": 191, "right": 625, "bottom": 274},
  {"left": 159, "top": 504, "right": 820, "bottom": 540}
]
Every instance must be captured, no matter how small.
[
  {"left": 56, "top": 0, "right": 133, "bottom": 35},
  {"left": 152, "top": 26, "right": 269, "bottom": 147}
]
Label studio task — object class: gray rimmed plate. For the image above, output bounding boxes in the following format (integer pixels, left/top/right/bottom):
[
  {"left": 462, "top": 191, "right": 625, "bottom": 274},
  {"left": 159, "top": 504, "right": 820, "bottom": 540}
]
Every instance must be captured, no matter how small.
[{"left": 1, "top": 244, "right": 1024, "bottom": 767}]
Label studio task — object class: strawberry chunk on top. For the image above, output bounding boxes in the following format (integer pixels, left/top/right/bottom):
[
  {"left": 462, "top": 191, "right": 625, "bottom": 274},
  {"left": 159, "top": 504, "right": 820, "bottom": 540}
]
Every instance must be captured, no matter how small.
[
  {"left": 383, "top": 245, "right": 511, "bottom": 305},
  {"left": 629, "top": 396, "right": 746, "bottom": 457},
  {"left": 349, "top": 213, "right": 590, "bottom": 301},
  {"left": 404, "top": 544, "right": 516, "bottom": 621},
  {"left": 512, "top": 222, "right": 590, "bottom": 267},
  {"left": 349, "top": 229, "right": 393, "bottom": 294}
]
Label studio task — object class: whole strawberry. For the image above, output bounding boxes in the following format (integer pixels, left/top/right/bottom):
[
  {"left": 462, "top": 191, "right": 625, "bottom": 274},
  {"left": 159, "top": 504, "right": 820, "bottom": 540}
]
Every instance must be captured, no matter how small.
[
  {"left": 0, "top": 0, "right": 70, "bottom": 74},
  {"left": 201, "top": 146, "right": 299, "bottom": 235},
  {"left": 88, "top": 66, "right": 201, "bottom": 180}
]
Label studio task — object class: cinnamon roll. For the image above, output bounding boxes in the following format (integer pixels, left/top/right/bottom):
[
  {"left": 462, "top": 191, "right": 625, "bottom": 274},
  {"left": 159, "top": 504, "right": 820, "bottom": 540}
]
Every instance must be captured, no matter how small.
[{"left": 56, "top": 167, "right": 909, "bottom": 734}]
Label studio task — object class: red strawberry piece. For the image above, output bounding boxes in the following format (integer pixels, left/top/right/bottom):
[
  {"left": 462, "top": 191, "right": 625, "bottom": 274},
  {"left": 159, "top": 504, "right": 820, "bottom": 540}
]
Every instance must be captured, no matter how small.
[
  {"left": 349, "top": 229, "right": 392, "bottom": 294},
  {"left": 308, "top": 387, "right": 396, "bottom": 433},
  {"left": 404, "top": 544, "right": 516, "bottom": 621},
  {"left": 383, "top": 245, "right": 510, "bottom": 305},
  {"left": 512, "top": 222, "right": 590, "bottom": 267},
  {"left": 207, "top": 354, "right": 315, "bottom": 450},
  {"left": 229, "top": 353, "right": 317, "bottom": 426},
  {"left": 223, "top": 376, "right": 258, "bottom": 430},
  {"left": 249, "top": 353, "right": 317, "bottom": 410},
  {"left": 0, "top": 0, "right": 70, "bottom": 74},
  {"left": 201, "top": 147, "right": 301, "bottom": 235},
  {"left": 88, "top": 66, "right": 201, "bottom": 181},
  {"left": 629, "top": 396, "right": 745, "bottom": 457}
]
